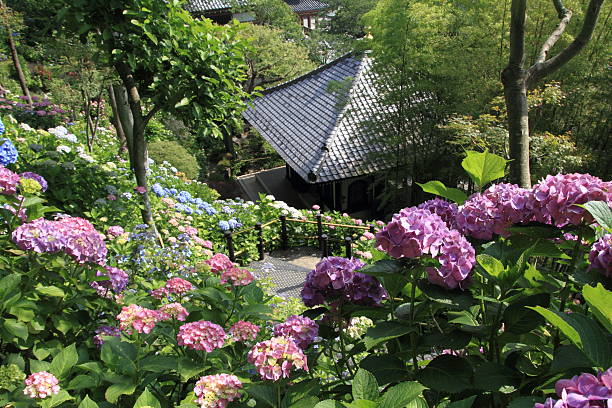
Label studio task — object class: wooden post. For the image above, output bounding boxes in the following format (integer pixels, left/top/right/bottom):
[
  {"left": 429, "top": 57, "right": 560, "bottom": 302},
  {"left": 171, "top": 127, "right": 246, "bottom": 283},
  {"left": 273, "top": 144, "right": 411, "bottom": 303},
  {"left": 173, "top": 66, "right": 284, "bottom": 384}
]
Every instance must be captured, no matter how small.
[
  {"left": 369, "top": 225, "right": 376, "bottom": 234},
  {"left": 321, "top": 234, "right": 329, "bottom": 258},
  {"left": 316, "top": 213, "right": 323, "bottom": 250},
  {"left": 256, "top": 222, "right": 264, "bottom": 261},
  {"left": 344, "top": 236, "right": 352, "bottom": 258},
  {"left": 280, "top": 215, "right": 288, "bottom": 250},
  {"left": 224, "top": 231, "right": 235, "bottom": 262}
]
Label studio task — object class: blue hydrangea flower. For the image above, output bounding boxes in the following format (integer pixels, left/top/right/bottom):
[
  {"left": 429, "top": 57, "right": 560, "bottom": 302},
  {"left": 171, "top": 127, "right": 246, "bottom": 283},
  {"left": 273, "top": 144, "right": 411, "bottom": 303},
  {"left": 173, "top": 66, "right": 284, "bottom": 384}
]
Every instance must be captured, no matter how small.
[
  {"left": 228, "top": 218, "right": 242, "bottom": 229},
  {"left": 195, "top": 209, "right": 203, "bottom": 215},
  {"left": 222, "top": 205, "right": 235, "bottom": 214},
  {"left": 176, "top": 191, "right": 192, "bottom": 203},
  {"left": 219, "top": 220, "right": 230, "bottom": 231},
  {"left": 0, "top": 117, "right": 5, "bottom": 135},
  {"left": 167, "top": 188, "right": 178, "bottom": 195},
  {"left": 152, "top": 183, "right": 167, "bottom": 197},
  {"left": 0, "top": 138, "right": 18, "bottom": 166}
]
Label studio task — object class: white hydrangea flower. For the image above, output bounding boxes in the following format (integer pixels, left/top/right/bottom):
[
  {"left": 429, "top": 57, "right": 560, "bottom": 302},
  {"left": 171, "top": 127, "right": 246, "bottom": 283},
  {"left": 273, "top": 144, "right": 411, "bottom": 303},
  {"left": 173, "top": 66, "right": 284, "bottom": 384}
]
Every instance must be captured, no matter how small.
[
  {"left": 19, "top": 123, "right": 33, "bottom": 131},
  {"left": 48, "top": 125, "right": 68, "bottom": 136},
  {"left": 79, "top": 153, "right": 95, "bottom": 163},
  {"left": 56, "top": 145, "right": 71, "bottom": 154},
  {"left": 265, "top": 195, "right": 275, "bottom": 201}
]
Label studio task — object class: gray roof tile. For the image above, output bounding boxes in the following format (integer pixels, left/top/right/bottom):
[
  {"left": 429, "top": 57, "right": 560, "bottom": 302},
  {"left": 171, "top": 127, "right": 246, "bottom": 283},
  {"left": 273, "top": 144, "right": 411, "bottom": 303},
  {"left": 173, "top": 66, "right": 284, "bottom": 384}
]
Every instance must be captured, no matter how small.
[{"left": 243, "top": 54, "right": 393, "bottom": 183}]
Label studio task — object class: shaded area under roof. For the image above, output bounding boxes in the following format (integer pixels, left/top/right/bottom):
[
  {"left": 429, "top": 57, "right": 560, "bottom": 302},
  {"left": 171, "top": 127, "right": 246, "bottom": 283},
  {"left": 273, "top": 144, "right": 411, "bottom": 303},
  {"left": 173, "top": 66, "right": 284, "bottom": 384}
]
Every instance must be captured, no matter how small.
[
  {"left": 243, "top": 53, "right": 392, "bottom": 184},
  {"left": 186, "top": 0, "right": 326, "bottom": 13}
]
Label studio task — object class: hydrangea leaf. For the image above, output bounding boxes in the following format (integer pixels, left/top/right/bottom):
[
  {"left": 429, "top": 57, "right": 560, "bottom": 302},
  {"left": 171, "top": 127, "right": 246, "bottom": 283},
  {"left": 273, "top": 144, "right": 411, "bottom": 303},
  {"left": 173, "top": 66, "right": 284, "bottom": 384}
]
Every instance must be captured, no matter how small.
[
  {"left": 582, "top": 283, "right": 612, "bottom": 333},
  {"left": 503, "top": 293, "right": 550, "bottom": 334},
  {"left": 461, "top": 150, "right": 507, "bottom": 190},
  {"left": 78, "top": 395, "right": 99, "bottom": 408},
  {"left": 359, "top": 355, "right": 408, "bottom": 386},
  {"left": 105, "top": 382, "right": 137, "bottom": 404},
  {"left": 446, "top": 396, "right": 477, "bottom": 408},
  {"left": 364, "top": 321, "right": 414, "bottom": 350},
  {"left": 352, "top": 369, "right": 378, "bottom": 401},
  {"left": 507, "top": 397, "right": 545, "bottom": 408},
  {"left": 133, "top": 388, "right": 161, "bottom": 408},
  {"left": 549, "top": 345, "right": 592, "bottom": 374},
  {"left": 416, "top": 181, "right": 468, "bottom": 205},
  {"left": 50, "top": 343, "right": 78, "bottom": 380},
  {"left": 41, "top": 390, "right": 74, "bottom": 408},
  {"left": 477, "top": 254, "right": 505, "bottom": 278},
  {"left": 379, "top": 382, "right": 425, "bottom": 408},
  {"left": 418, "top": 355, "right": 473, "bottom": 394},
  {"left": 472, "top": 362, "right": 519, "bottom": 392},
  {"left": 579, "top": 201, "right": 612, "bottom": 232},
  {"left": 281, "top": 379, "right": 320, "bottom": 408},
  {"left": 313, "top": 401, "right": 344, "bottom": 408}
]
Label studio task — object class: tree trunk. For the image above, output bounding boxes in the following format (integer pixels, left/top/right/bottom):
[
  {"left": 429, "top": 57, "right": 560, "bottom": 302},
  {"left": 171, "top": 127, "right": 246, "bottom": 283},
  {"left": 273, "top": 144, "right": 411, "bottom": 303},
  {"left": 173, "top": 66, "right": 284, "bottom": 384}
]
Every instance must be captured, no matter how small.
[
  {"left": 112, "top": 84, "right": 135, "bottom": 166},
  {"left": 502, "top": 67, "right": 531, "bottom": 187},
  {"left": 115, "top": 62, "right": 153, "bottom": 225},
  {"left": 6, "top": 33, "right": 32, "bottom": 106},
  {"left": 108, "top": 84, "right": 127, "bottom": 153}
]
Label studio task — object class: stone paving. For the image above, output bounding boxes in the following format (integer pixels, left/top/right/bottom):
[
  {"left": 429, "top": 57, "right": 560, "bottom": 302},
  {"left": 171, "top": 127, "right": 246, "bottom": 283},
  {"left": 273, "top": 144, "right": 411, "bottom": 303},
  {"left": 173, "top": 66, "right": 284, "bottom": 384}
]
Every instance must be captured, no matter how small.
[{"left": 249, "top": 247, "right": 320, "bottom": 298}]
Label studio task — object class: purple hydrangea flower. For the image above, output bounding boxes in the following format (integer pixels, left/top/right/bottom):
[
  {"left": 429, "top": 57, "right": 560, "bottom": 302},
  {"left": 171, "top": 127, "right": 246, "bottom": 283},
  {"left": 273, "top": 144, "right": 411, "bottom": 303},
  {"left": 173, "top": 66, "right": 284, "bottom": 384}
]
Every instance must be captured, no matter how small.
[
  {"left": 273, "top": 315, "right": 318, "bottom": 349},
  {"left": 91, "top": 266, "right": 129, "bottom": 296},
  {"left": 301, "top": 257, "right": 387, "bottom": 307},
  {"left": 11, "top": 218, "right": 65, "bottom": 253},
  {"left": 93, "top": 326, "right": 121, "bottom": 347},
  {"left": 0, "top": 166, "right": 20, "bottom": 195},
  {"left": 0, "top": 138, "right": 18, "bottom": 166},
  {"left": 535, "top": 368, "right": 612, "bottom": 408},
  {"left": 417, "top": 198, "right": 459, "bottom": 230},
  {"left": 588, "top": 234, "right": 611, "bottom": 277},
  {"left": 426, "top": 229, "right": 476, "bottom": 289},
  {"left": 456, "top": 183, "right": 533, "bottom": 240},
  {"left": 529, "top": 174, "right": 612, "bottom": 227},
  {"left": 20, "top": 172, "right": 48, "bottom": 192}
]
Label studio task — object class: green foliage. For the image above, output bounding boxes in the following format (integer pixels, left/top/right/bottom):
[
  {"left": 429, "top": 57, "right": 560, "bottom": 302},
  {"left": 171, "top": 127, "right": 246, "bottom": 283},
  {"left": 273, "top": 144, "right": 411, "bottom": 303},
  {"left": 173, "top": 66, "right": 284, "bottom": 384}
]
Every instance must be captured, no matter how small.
[
  {"left": 148, "top": 140, "right": 200, "bottom": 180},
  {"left": 461, "top": 150, "right": 507, "bottom": 190}
]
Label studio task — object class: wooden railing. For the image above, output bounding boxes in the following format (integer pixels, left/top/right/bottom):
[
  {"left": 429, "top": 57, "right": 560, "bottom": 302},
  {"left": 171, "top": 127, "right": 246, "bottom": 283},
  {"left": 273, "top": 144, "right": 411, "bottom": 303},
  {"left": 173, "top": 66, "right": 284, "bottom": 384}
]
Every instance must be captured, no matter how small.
[{"left": 224, "top": 214, "right": 376, "bottom": 263}]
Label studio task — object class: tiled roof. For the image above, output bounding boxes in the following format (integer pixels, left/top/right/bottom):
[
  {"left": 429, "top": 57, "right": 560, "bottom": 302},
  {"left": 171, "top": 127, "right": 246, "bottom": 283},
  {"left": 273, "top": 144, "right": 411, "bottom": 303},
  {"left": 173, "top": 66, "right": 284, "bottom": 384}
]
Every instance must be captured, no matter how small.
[
  {"left": 243, "top": 54, "right": 393, "bottom": 183},
  {"left": 186, "top": 0, "right": 232, "bottom": 13},
  {"left": 285, "top": 0, "right": 327, "bottom": 12}
]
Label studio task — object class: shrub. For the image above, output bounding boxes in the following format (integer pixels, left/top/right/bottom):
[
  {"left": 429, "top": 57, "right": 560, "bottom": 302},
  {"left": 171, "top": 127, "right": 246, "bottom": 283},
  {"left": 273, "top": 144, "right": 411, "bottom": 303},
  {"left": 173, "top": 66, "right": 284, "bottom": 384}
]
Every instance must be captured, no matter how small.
[{"left": 148, "top": 140, "right": 200, "bottom": 180}]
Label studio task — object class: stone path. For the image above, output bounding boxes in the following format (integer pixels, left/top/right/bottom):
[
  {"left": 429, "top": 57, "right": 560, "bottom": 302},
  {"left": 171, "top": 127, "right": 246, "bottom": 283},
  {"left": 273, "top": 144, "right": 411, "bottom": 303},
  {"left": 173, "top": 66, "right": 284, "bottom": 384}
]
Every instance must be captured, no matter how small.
[{"left": 249, "top": 247, "right": 320, "bottom": 298}]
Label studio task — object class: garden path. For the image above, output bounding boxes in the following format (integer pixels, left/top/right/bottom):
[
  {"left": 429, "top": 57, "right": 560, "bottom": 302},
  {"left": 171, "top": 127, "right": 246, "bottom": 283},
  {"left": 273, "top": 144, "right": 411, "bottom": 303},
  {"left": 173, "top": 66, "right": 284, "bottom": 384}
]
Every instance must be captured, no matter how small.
[{"left": 249, "top": 247, "right": 320, "bottom": 298}]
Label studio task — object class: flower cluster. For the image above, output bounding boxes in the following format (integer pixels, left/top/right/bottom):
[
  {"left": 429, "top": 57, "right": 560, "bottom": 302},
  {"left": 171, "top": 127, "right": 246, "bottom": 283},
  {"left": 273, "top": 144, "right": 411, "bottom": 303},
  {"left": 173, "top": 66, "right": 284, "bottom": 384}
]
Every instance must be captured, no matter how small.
[
  {"left": 346, "top": 316, "right": 374, "bottom": 339},
  {"left": 117, "top": 304, "right": 161, "bottom": 334},
  {"left": 90, "top": 266, "right": 129, "bottom": 296},
  {"left": 20, "top": 172, "right": 48, "bottom": 192},
  {"left": 535, "top": 368, "right": 612, "bottom": 408},
  {"left": 152, "top": 183, "right": 217, "bottom": 216},
  {"left": 301, "top": 257, "right": 386, "bottom": 307},
  {"left": 457, "top": 183, "right": 532, "bottom": 240},
  {"left": 107, "top": 225, "right": 125, "bottom": 238},
  {"left": 12, "top": 216, "right": 107, "bottom": 264},
  {"left": 0, "top": 138, "right": 18, "bottom": 166},
  {"left": 417, "top": 198, "right": 459, "bottom": 230},
  {"left": 93, "top": 326, "right": 121, "bottom": 347},
  {"left": 193, "top": 374, "right": 242, "bottom": 408},
  {"left": 228, "top": 321, "right": 260, "bottom": 342},
  {"left": 23, "top": 371, "right": 60, "bottom": 399},
  {"left": 151, "top": 277, "right": 195, "bottom": 299},
  {"left": 530, "top": 174, "right": 611, "bottom": 227},
  {"left": 220, "top": 267, "right": 254, "bottom": 287},
  {"left": 248, "top": 336, "right": 308, "bottom": 381},
  {"left": 588, "top": 234, "right": 611, "bottom": 277},
  {"left": 158, "top": 303, "right": 189, "bottom": 321},
  {"left": 177, "top": 321, "right": 226, "bottom": 352},
  {"left": 206, "top": 253, "right": 235, "bottom": 274},
  {"left": 273, "top": 315, "right": 318, "bottom": 349},
  {"left": 377, "top": 207, "right": 476, "bottom": 289},
  {"left": 0, "top": 166, "right": 20, "bottom": 195},
  {"left": 48, "top": 126, "right": 77, "bottom": 143}
]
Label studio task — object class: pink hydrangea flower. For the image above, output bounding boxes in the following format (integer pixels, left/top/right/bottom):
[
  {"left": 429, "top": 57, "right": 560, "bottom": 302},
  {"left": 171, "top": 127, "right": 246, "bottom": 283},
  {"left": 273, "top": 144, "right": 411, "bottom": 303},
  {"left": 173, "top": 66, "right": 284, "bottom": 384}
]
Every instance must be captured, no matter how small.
[
  {"left": 360, "top": 232, "right": 375, "bottom": 241},
  {"left": 177, "top": 321, "right": 226, "bottom": 352},
  {"left": 206, "top": 253, "right": 235, "bottom": 274},
  {"left": 228, "top": 321, "right": 260, "bottom": 342},
  {"left": 426, "top": 229, "right": 476, "bottom": 290},
  {"left": 151, "top": 287, "right": 169, "bottom": 300},
  {"left": 107, "top": 225, "right": 125, "bottom": 238},
  {"left": 166, "top": 277, "right": 195, "bottom": 295},
  {"left": 162, "top": 197, "right": 175, "bottom": 207},
  {"left": 194, "top": 237, "right": 213, "bottom": 249},
  {"left": 158, "top": 302, "right": 189, "bottom": 321},
  {"left": 117, "top": 304, "right": 161, "bottom": 334},
  {"left": 417, "top": 198, "right": 459, "bottom": 230},
  {"left": 312, "top": 204, "right": 320, "bottom": 210},
  {"left": 107, "top": 194, "right": 117, "bottom": 201},
  {"left": 273, "top": 315, "right": 318, "bottom": 349},
  {"left": 220, "top": 267, "right": 254, "bottom": 286},
  {"left": 530, "top": 173, "right": 612, "bottom": 227},
  {"left": 134, "top": 186, "right": 147, "bottom": 194},
  {"left": 535, "top": 368, "right": 612, "bottom": 408},
  {"left": 247, "top": 336, "right": 308, "bottom": 381},
  {"left": 588, "top": 234, "right": 611, "bottom": 277},
  {"left": 23, "top": 372, "right": 60, "bottom": 399},
  {"left": 193, "top": 374, "right": 242, "bottom": 408},
  {"left": 0, "top": 165, "right": 20, "bottom": 195}
]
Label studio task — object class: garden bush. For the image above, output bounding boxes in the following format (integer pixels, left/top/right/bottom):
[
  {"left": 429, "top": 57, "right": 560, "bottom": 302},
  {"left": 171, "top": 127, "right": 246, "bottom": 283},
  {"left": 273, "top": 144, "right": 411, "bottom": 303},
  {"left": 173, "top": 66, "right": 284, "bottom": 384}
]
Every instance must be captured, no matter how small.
[{"left": 148, "top": 140, "right": 201, "bottom": 180}]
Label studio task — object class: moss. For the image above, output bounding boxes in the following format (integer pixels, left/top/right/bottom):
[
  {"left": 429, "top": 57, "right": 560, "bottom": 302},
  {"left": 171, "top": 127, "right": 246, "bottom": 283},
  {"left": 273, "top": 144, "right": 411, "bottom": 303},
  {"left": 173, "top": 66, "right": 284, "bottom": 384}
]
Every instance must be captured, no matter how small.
[{"left": 148, "top": 140, "right": 200, "bottom": 180}]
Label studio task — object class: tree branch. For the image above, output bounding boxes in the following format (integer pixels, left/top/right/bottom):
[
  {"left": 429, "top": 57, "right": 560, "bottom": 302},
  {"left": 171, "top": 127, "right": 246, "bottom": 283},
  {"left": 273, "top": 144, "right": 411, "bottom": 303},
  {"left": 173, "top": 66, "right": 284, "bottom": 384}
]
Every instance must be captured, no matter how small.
[
  {"left": 527, "top": 0, "right": 605, "bottom": 88},
  {"left": 507, "top": 0, "right": 527, "bottom": 69},
  {"left": 144, "top": 105, "right": 161, "bottom": 125},
  {"left": 534, "top": 0, "right": 572, "bottom": 64}
]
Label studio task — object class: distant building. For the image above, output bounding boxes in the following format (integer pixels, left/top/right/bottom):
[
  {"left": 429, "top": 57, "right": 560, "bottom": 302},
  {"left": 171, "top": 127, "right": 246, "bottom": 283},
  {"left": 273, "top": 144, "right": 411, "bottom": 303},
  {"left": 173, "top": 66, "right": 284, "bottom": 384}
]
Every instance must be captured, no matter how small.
[
  {"left": 243, "top": 53, "right": 394, "bottom": 217},
  {"left": 186, "top": 0, "right": 327, "bottom": 29}
]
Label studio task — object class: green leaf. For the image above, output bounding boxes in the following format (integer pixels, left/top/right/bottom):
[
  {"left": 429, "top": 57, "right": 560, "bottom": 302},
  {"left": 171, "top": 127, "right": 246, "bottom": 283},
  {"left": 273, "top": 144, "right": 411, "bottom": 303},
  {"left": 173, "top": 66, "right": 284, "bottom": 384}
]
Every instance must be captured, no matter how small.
[
  {"left": 134, "top": 388, "right": 161, "bottom": 408},
  {"left": 359, "top": 260, "right": 404, "bottom": 276},
  {"left": 178, "top": 356, "right": 206, "bottom": 381},
  {"left": 313, "top": 401, "right": 344, "bottom": 408},
  {"left": 175, "top": 97, "right": 190, "bottom": 108},
  {"left": 359, "top": 355, "right": 407, "bottom": 386},
  {"left": 289, "top": 397, "right": 320, "bottom": 408},
  {"left": 461, "top": 150, "right": 507, "bottom": 189},
  {"left": 0, "top": 274, "right": 21, "bottom": 302},
  {"left": 36, "top": 285, "right": 65, "bottom": 297},
  {"left": 281, "top": 379, "right": 320, "bottom": 408},
  {"left": 472, "top": 362, "right": 519, "bottom": 392},
  {"left": 68, "top": 375, "right": 99, "bottom": 390},
  {"left": 101, "top": 338, "right": 137, "bottom": 375},
  {"left": 364, "top": 321, "right": 414, "bottom": 350},
  {"left": 248, "top": 384, "right": 277, "bottom": 407},
  {"left": 579, "top": 201, "right": 612, "bottom": 231},
  {"left": 417, "top": 180, "right": 468, "bottom": 204},
  {"left": 582, "top": 284, "right": 612, "bottom": 333},
  {"left": 78, "top": 395, "right": 99, "bottom": 408},
  {"left": 529, "top": 307, "right": 612, "bottom": 367},
  {"left": 40, "top": 390, "right": 74, "bottom": 408},
  {"left": 418, "top": 280, "right": 474, "bottom": 309},
  {"left": 549, "top": 345, "right": 592, "bottom": 374},
  {"left": 446, "top": 396, "right": 477, "bottom": 408},
  {"left": 352, "top": 369, "right": 378, "bottom": 401},
  {"left": 477, "top": 254, "right": 505, "bottom": 278},
  {"left": 503, "top": 294, "right": 550, "bottom": 334},
  {"left": 3, "top": 319, "right": 28, "bottom": 340},
  {"left": 50, "top": 343, "right": 78, "bottom": 379},
  {"left": 379, "top": 382, "right": 425, "bottom": 408},
  {"left": 105, "top": 382, "right": 137, "bottom": 404},
  {"left": 139, "top": 355, "right": 177, "bottom": 372},
  {"left": 418, "top": 355, "right": 473, "bottom": 394},
  {"left": 507, "top": 397, "right": 545, "bottom": 408}
]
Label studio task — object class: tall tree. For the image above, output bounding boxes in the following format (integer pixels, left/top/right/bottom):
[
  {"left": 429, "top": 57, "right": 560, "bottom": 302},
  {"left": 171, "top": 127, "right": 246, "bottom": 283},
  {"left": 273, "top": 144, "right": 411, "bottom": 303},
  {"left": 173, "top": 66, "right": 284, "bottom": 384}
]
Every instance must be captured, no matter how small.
[
  {"left": 503, "top": 0, "right": 606, "bottom": 187},
  {"left": 0, "top": 1, "right": 32, "bottom": 104},
  {"left": 57, "top": 0, "right": 249, "bottom": 224}
]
